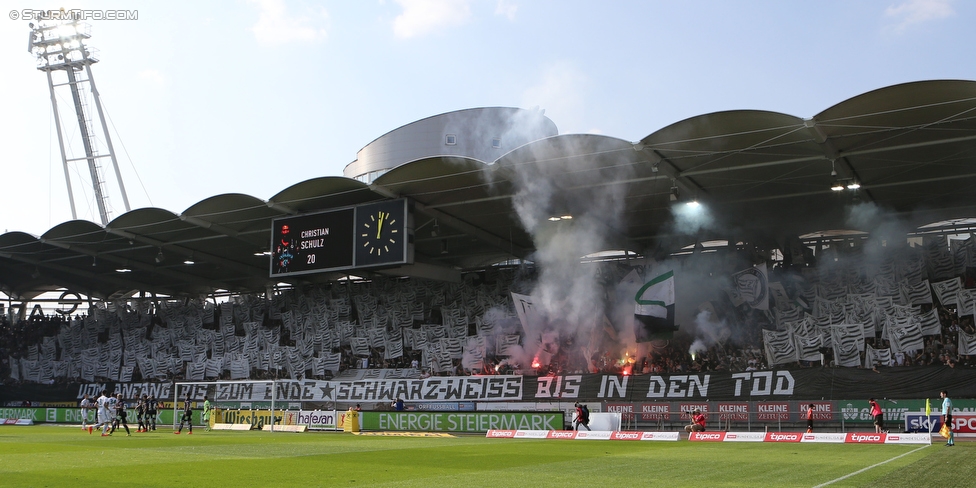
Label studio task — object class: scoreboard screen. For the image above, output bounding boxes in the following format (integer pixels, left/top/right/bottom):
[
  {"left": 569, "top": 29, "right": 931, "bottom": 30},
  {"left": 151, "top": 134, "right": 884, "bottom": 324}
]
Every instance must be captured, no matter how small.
[
  {"left": 270, "top": 208, "right": 354, "bottom": 277},
  {"left": 269, "top": 199, "right": 409, "bottom": 278}
]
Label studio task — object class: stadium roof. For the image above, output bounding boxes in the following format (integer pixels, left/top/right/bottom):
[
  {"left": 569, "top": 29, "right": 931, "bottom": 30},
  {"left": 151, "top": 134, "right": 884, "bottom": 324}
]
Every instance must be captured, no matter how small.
[{"left": 3, "top": 79, "right": 976, "bottom": 300}]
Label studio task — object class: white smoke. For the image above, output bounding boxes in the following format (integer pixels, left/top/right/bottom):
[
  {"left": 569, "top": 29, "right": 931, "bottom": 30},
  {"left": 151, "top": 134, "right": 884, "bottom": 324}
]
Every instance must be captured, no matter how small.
[
  {"left": 689, "top": 307, "right": 734, "bottom": 353},
  {"left": 492, "top": 131, "right": 636, "bottom": 371}
]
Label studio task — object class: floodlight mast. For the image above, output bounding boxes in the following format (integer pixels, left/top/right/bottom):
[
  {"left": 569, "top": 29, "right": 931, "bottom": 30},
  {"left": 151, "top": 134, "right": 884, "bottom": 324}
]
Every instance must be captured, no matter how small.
[{"left": 28, "top": 16, "right": 130, "bottom": 225}]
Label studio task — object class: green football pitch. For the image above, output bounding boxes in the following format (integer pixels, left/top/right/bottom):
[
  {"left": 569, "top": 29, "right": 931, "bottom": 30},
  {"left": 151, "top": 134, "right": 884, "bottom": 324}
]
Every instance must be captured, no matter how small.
[{"left": 0, "top": 425, "right": 970, "bottom": 487}]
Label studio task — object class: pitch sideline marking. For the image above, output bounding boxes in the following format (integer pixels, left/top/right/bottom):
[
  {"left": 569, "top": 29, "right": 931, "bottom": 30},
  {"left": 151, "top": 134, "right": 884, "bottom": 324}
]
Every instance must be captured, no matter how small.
[{"left": 812, "top": 444, "right": 929, "bottom": 487}]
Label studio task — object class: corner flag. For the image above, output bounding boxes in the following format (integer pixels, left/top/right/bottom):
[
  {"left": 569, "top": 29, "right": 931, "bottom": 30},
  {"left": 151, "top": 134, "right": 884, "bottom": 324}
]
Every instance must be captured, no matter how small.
[{"left": 634, "top": 270, "right": 677, "bottom": 341}]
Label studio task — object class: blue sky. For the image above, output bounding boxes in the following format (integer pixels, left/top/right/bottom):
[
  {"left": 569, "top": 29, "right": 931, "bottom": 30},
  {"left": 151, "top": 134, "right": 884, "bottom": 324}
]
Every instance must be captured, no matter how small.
[{"left": 1, "top": 0, "right": 973, "bottom": 236}]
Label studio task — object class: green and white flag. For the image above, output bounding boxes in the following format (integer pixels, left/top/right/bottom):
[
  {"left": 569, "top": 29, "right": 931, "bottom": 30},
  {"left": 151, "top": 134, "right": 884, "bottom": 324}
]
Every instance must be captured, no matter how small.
[{"left": 634, "top": 270, "right": 677, "bottom": 341}]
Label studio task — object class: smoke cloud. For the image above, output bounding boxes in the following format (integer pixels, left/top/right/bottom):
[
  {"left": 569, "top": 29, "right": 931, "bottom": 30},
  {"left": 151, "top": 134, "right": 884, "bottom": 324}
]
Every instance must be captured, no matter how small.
[
  {"left": 472, "top": 112, "right": 958, "bottom": 375},
  {"left": 487, "top": 126, "right": 638, "bottom": 371}
]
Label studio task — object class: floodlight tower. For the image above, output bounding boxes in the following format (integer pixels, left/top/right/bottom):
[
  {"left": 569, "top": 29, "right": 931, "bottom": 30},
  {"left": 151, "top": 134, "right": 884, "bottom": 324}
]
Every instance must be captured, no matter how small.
[{"left": 27, "top": 17, "right": 130, "bottom": 225}]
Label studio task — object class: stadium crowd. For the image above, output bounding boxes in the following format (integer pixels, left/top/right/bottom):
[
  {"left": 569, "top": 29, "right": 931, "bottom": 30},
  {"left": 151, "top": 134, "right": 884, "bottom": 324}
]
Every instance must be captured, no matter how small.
[{"left": 2, "top": 233, "right": 975, "bottom": 385}]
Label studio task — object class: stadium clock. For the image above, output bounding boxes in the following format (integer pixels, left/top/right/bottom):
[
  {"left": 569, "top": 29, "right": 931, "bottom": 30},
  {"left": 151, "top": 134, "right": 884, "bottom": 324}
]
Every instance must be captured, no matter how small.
[{"left": 354, "top": 199, "right": 408, "bottom": 267}]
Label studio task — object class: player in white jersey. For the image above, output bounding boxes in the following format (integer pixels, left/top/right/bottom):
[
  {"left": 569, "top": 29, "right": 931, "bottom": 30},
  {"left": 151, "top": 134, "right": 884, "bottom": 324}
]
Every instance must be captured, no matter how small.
[
  {"left": 92, "top": 390, "right": 112, "bottom": 436},
  {"left": 80, "top": 394, "right": 92, "bottom": 432},
  {"left": 106, "top": 394, "right": 119, "bottom": 435}
]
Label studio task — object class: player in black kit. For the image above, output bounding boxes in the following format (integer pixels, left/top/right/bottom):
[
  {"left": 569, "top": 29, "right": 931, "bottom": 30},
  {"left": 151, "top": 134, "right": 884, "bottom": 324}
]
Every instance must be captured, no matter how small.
[
  {"left": 174, "top": 395, "right": 194, "bottom": 435},
  {"left": 110, "top": 393, "right": 131, "bottom": 436},
  {"left": 135, "top": 394, "right": 147, "bottom": 433},
  {"left": 146, "top": 395, "right": 158, "bottom": 431}
]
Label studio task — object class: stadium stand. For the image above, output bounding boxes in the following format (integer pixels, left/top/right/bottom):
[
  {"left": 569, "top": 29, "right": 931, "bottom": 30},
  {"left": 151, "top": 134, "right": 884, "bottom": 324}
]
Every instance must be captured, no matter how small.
[{"left": 2, "top": 231, "right": 974, "bottom": 386}]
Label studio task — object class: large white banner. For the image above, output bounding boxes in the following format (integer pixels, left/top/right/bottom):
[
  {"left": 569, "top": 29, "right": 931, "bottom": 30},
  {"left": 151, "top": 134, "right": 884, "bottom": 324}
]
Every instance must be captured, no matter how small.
[{"left": 205, "top": 377, "right": 524, "bottom": 403}]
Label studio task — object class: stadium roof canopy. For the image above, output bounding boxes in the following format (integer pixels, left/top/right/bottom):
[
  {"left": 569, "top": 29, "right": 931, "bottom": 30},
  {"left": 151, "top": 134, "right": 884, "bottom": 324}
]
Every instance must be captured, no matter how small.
[{"left": 3, "top": 80, "right": 976, "bottom": 300}]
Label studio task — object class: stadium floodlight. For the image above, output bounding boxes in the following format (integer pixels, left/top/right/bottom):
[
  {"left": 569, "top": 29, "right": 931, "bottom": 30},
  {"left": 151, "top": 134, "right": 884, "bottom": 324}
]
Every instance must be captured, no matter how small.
[
  {"left": 846, "top": 181, "right": 861, "bottom": 190},
  {"left": 830, "top": 182, "right": 845, "bottom": 191},
  {"left": 27, "top": 18, "right": 131, "bottom": 225}
]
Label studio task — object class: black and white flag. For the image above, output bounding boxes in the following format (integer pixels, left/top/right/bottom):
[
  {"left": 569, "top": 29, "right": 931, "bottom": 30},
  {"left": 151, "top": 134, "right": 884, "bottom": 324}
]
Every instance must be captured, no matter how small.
[
  {"left": 321, "top": 351, "right": 342, "bottom": 373},
  {"left": 900, "top": 279, "right": 932, "bottom": 306},
  {"left": 793, "top": 331, "right": 822, "bottom": 362},
  {"left": 384, "top": 337, "right": 403, "bottom": 359},
  {"left": 959, "top": 329, "right": 976, "bottom": 356},
  {"left": 864, "top": 344, "right": 893, "bottom": 368},
  {"left": 916, "top": 308, "right": 943, "bottom": 336},
  {"left": 762, "top": 329, "right": 797, "bottom": 365},
  {"left": 731, "top": 265, "right": 769, "bottom": 310},
  {"left": 768, "top": 281, "right": 791, "bottom": 310},
  {"left": 775, "top": 306, "right": 803, "bottom": 330},
  {"left": 350, "top": 337, "right": 370, "bottom": 357},
  {"left": 874, "top": 277, "right": 901, "bottom": 300},
  {"left": 815, "top": 297, "right": 847, "bottom": 324},
  {"left": 830, "top": 324, "right": 864, "bottom": 368},
  {"left": 928, "top": 251, "right": 956, "bottom": 281},
  {"left": 931, "top": 278, "right": 961, "bottom": 307},
  {"left": 883, "top": 316, "right": 924, "bottom": 353},
  {"left": 957, "top": 289, "right": 976, "bottom": 320}
]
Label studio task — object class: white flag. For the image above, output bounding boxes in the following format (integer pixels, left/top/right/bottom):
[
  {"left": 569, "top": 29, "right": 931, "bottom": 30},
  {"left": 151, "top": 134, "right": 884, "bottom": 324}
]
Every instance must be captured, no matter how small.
[{"left": 511, "top": 292, "right": 543, "bottom": 332}]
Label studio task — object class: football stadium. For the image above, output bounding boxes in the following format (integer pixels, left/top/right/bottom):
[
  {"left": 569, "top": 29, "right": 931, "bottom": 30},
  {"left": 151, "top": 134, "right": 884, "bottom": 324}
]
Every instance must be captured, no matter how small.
[{"left": 3, "top": 14, "right": 976, "bottom": 488}]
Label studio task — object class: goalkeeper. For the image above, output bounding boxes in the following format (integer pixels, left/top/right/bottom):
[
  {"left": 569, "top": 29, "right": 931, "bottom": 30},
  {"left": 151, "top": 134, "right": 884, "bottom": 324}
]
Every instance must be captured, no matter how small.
[{"left": 202, "top": 396, "right": 212, "bottom": 431}]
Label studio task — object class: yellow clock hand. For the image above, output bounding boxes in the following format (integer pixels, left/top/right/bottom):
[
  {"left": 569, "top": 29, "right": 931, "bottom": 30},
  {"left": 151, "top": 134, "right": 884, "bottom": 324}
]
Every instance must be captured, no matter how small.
[{"left": 376, "top": 213, "right": 384, "bottom": 239}]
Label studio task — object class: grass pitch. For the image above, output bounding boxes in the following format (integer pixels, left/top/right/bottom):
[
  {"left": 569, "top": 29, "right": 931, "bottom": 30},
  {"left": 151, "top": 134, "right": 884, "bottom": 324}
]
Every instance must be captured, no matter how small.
[{"left": 0, "top": 426, "right": 971, "bottom": 487}]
